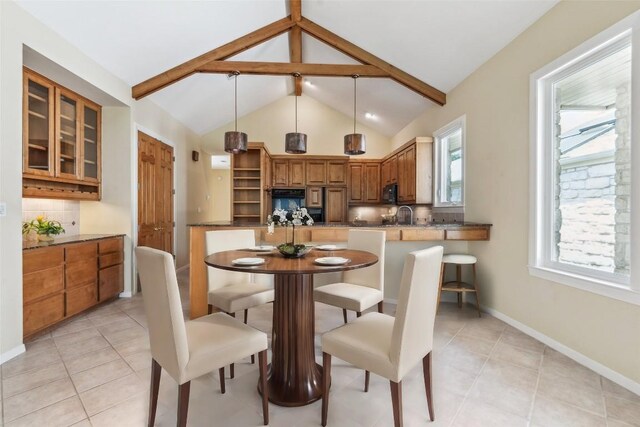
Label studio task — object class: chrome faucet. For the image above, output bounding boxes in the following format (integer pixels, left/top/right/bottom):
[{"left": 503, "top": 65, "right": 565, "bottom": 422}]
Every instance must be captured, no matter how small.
[{"left": 397, "top": 205, "right": 413, "bottom": 225}]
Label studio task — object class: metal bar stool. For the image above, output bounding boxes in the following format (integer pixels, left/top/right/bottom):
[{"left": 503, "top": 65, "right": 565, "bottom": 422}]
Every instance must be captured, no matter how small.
[{"left": 437, "top": 254, "right": 481, "bottom": 317}]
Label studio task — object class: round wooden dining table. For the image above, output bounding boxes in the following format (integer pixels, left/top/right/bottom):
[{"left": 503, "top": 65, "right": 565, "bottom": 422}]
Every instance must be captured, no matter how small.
[{"left": 204, "top": 248, "right": 378, "bottom": 407}]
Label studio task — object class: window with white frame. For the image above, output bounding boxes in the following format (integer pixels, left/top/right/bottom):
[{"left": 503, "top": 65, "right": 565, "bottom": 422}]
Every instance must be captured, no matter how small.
[
  {"left": 530, "top": 15, "right": 639, "bottom": 304},
  {"left": 433, "top": 116, "right": 465, "bottom": 207}
]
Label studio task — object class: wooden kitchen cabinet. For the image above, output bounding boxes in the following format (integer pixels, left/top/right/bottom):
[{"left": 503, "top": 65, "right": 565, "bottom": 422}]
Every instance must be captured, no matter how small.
[
  {"left": 306, "top": 160, "right": 327, "bottom": 185},
  {"left": 397, "top": 145, "right": 416, "bottom": 203},
  {"left": 381, "top": 155, "right": 398, "bottom": 186},
  {"left": 325, "top": 187, "right": 347, "bottom": 223},
  {"left": 349, "top": 161, "right": 381, "bottom": 204},
  {"left": 98, "top": 237, "right": 124, "bottom": 301},
  {"left": 272, "top": 159, "right": 289, "bottom": 186},
  {"left": 307, "top": 186, "right": 323, "bottom": 207},
  {"left": 23, "top": 68, "right": 102, "bottom": 200},
  {"left": 232, "top": 144, "right": 270, "bottom": 223},
  {"left": 396, "top": 138, "right": 432, "bottom": 204},
  {"left": 22, "top": 237, "right": 123, "bottom": 338},
  {"left": 327, "top": 160, "right": 347, "bottom": 185},
  {"left": 289, "top": 160, "right": 306, "bottom": 186}
]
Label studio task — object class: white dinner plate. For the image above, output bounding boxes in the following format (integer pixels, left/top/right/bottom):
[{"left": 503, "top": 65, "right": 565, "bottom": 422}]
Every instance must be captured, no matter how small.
[
  {"left": 314, "top": 257, "right": 350, "bottom": 266},
  {"left": 246, "top": 245, "right": 276, "bottom": 252},
  {"left": 315, "top": 245, "right": 344, "bottom": 251},
  {"left": 231, "top": 257, "right": 265, "bottom": 266}
]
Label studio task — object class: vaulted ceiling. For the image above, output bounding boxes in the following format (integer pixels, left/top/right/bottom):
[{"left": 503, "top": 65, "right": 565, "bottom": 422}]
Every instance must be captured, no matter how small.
[{"left": 17, "top": 0, "right": 557, "bottom": 137}]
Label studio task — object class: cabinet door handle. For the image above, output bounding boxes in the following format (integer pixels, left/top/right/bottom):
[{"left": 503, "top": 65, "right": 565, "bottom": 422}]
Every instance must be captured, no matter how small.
[{"left": 153, "top": 227, "right": 163, "bottom": 231}]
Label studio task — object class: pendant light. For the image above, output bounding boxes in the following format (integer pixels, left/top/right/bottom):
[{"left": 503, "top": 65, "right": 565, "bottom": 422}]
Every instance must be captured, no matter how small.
[
  {"left": 344, "top": 74, "right": 366, "bottom": 155},
  {"left": 285, "top": 75, "right": 307, "bottom": 154},
  {"left": 224, "top": 71, "right": 248, "bottom": 154}
]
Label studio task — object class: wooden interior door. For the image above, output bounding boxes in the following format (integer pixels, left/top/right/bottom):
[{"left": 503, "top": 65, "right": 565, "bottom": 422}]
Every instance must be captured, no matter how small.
[{"left": 137, "top": 131, "right": 174, "bottom": 254}]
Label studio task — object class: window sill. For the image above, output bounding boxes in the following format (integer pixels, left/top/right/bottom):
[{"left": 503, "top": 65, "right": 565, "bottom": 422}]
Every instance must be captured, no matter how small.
[{"left": 528, "top": 265, "right": 640, "bottom": 306}]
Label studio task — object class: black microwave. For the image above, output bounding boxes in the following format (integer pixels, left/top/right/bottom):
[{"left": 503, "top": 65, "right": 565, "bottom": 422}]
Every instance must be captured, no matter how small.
[{"left": 382, "top": 183, "right": 397, "bottom": 205}]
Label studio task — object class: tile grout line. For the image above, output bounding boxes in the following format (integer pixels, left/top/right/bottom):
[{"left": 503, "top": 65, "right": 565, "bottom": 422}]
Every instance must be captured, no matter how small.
[
  {"left": 525, "top": 343, "right": 546, "bottom": 427},
  {"left": 444, "top": 316, "right": 504, "bottom": 426}
]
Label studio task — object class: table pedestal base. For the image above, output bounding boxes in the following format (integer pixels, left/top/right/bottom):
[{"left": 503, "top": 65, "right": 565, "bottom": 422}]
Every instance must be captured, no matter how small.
[{"left": 259, "top": 273, "right": 322, "bottom": 407}]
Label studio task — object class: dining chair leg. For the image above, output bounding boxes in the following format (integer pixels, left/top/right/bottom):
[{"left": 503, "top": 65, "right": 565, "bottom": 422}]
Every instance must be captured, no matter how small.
[
  {"left": 436, "top": 263, "right": 445, "bottom": 314},
  {"left": 377, "top": 301, "right": 384, "bottom": 313},
  {"left": 422, "top": 352, "right": 435, "bottom": 421},
  {"left": 219, "top": 367, "right": 226, "bottom": 394},
  {"left": 364, "top": 371, "right": 370, "bottom": 392},
  {"left": 356, "top": 311, "right": 362, "bottom": 318},
  {"left": 207, "top": 304, "right": 213, "bottom": 315},
  {"left": 230, "top": 363, "right": 235, "bottom": 379},
  {"left": 342, "top": 309, "right": 348, "bottom": 324},
  {"left": 321, "top": 352, "right": 332, "bottom": 426},
  {"left": 243, "top": 310, "right": 255, "bottom": 364},
  {"left": 472, "top": 264, "right": 481, "bottom": 318},
  {"left": 177, "top": 381, "right": 191, "bottom": 427},
  {"left": 390, "top": 380, "right": 403, "bottom": 427},
  {"left": 148, "top": 359, "right": 161, "bottom": 427},
  {"left": 258, "top": 350, "right": 269, "bottom": 425}
]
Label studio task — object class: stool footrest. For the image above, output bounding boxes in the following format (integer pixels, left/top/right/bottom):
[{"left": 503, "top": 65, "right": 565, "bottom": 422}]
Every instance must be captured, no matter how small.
[{"left": 442, "top": 281, "right": 477, "bottom": 293}]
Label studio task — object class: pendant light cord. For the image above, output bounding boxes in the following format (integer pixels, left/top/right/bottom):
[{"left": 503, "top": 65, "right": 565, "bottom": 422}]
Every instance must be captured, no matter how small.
[
  {"left": 353, "top": 75, "right": 358, "bottom": 134},
  {"left": 295, "top": 94, "right": 298, "bottom": 133},
  {"left": 234, "top": 73, "right": 238, "bottom": 132}
]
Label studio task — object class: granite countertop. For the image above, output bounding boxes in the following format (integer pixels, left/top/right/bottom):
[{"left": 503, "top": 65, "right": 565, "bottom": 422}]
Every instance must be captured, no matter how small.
[
  {"left": 187, "top": 221, "right": 492, "bottom": 229},
  {"left": 23, "top": 234, "right": 125, "bottom": 251}
]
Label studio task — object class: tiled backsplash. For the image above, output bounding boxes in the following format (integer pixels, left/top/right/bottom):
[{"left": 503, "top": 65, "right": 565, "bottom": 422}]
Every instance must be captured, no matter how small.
[
  {"left": 348, "top": 205, "right": 434, "bottom": 225},
  {"left": 22, "top": 198, "right": 80, "bottom": 236}
]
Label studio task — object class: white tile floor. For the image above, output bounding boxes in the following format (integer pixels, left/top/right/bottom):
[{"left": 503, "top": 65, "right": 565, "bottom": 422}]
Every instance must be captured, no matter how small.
[{"left": 2, "top": 269, "right": 639, "bottom": 426}]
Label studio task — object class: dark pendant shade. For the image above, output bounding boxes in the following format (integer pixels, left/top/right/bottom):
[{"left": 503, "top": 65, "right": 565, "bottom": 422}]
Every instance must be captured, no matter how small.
[
  {"left": 285, "top": 132, "right": 307, "bottom": 154},
  {"left": 344, "top": 133, "right": 366, "bottom": 155},
  {"left": 224, "top": 131, "right": 248, "bottom": 154}
]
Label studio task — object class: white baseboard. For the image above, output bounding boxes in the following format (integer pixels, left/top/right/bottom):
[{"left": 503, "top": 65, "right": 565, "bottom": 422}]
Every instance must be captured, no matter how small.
[
  {"left": 119, "top": 291, "right": 133, "bottom": 298},
  {"left": 383, "top": 297, "right": 397, "bottom": 305},
  {"left": 1, "top": 344, "right": 26, "bottom": 365},
  {"left": 483, "top": 306, "right": 640, "bottom": 396},
  {"left": 176, "top": 265, "right": 189, "bottom": 273}
]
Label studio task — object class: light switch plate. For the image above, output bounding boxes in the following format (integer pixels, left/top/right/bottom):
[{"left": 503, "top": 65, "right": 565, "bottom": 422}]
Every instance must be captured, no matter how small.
[{"left": 0, "top": 202, "right": 6, "bottom": 217}]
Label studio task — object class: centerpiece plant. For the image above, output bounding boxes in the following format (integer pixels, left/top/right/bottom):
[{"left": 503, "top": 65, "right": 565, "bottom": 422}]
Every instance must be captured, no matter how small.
[
  {"left": 267, "top": 207, "right": 314, "bottom": 258},
  {"left": 22, "top": 215, "right": 65, "bottom": 242}
]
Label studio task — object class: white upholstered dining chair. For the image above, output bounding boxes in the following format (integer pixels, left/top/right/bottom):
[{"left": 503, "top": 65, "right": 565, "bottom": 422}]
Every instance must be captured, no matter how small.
[
  {"left": 135, "top": 247, "right": 269, "bottom": 427},
  {"left": 320, "top": 246, "right": 444, "bottom": 427},
  {"left": 205, "top": 229, "right": 274, "bottom": 370},
  {"left": 314, "top": 229, "right": 386, "bottom": 323}
]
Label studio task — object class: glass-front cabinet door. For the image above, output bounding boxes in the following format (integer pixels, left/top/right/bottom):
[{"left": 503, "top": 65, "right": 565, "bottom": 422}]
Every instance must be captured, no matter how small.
[
  {"left": 23, "top": 72, "right": 55, "bottom": 176},
  {"left": 82, "top": 103, "right": 100, "bottom": 182},
  {"left": 56, "top": 88, "right": 80, "bottom": 179}
]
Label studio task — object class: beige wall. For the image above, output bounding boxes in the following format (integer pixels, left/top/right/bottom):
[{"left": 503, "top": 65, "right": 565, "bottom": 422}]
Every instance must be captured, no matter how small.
[
  {"left": 205, "top": 168, "right": 231, "bottom": 221},
  {"left": 0, "top": 1, "right": 209, "bottom": 359},
  {"left": 201, "top": 94, "right": 392, "bottom": 158},
  {"left": 392, "top": 1, "right": 640, "bottom": 384}
]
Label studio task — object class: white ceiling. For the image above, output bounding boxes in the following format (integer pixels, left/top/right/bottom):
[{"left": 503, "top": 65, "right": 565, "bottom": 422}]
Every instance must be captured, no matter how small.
[{"left": 17, "top": 0, "right": 557, "bottom": 137}]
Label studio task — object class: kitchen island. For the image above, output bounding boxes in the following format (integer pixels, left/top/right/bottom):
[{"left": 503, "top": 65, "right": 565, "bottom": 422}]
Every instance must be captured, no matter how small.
[{"left": 188, "top": 222, "right": 491, "bottom": 319}]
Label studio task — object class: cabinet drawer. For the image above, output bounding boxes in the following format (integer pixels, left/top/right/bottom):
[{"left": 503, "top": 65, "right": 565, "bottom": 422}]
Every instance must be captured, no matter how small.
[
  {"left": 99, "top": 263, "right": 123, "bottom": 301},
  {"left": 23, "top": 247, "right": 64, "bottom": 274},
  {"left": 99, "top": 252, "right": 124, "bottom": 269},
  {"left": 401, "top": 229, "right": 445, "bottom": 241},
  {"left": 23, "top": 265, "right": 64, "bottom": 304},
  {"left": 65, "top": 242, "right": 97, "bottom": 263},
  {"left": 66, "top": 259, "right": 98, "bottom": 289},
  {"left": 445, "top": 229, "right": 490, "bottom": 241},
  {"left": 23, "top": 293, "right": 64, "bottom": 336},
  {"left": 310, "top": 229, "right": 349, "bottom": 242},
  {"left": 66, "top": 282, "right": 98, "bottom": 316},
  {"left": 99, "top": 238, "right": 123, "bottom": 254}
]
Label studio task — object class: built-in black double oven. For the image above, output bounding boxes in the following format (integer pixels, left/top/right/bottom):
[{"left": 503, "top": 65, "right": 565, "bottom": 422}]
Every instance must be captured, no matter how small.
[{"left": 271, "top": 188, "right": 324, "bottom": 223}]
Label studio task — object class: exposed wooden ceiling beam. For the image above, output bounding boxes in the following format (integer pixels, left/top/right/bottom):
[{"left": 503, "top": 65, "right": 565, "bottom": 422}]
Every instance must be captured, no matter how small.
[
  {"left": 289, "top": 25, "right": 303, "bottom": 95},
  {"left": 197, "top": 61, "right": 389, "bottom": 77},
  {"left": 289, "top": 0, "right": 302, "bottom": 22},
  {"left": 297, "top": 17, "right": 446, "bottom": 105},
  {"left": 132, "top": 16, "right": 296, "bottom": 100}
]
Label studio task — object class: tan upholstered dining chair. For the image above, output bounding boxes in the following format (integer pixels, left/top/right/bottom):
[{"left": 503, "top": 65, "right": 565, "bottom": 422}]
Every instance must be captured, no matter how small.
[
  {"left": 314, "top": 229, "right": 386, "bottom": 322},
  {"left": 205, "top": 229, "right": 274, "bottom": 370},
  {"left": 320, "top": 246, "right": 443, "bottom": 427},
  {"left": 135, "top": 246, "right": 269, "bottom": 427}
]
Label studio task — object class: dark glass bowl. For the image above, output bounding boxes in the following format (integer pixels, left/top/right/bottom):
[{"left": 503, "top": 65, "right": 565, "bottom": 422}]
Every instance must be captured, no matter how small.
[{"left": 277, "top": 243, "right": 311, "bottom": 258}]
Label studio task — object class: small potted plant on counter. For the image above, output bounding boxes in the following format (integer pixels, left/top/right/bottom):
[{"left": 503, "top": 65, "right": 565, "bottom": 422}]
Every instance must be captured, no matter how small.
[
  {"left": 267, "top": 207, "right": 314, "bottom": 258},
  {"left": 22, "top": 215, "right": 65, "bottom": 242}
]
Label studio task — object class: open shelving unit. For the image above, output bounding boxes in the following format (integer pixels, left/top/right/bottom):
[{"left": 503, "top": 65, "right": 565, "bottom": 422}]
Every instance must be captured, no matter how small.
[{"left": 230, "top": 143, "right": 271, "bottom": 224}]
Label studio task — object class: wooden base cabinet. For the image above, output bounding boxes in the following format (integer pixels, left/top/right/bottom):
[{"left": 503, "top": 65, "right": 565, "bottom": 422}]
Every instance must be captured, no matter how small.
[{"left": 22, "top": 236, "right": 123, "bottom": 338}]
